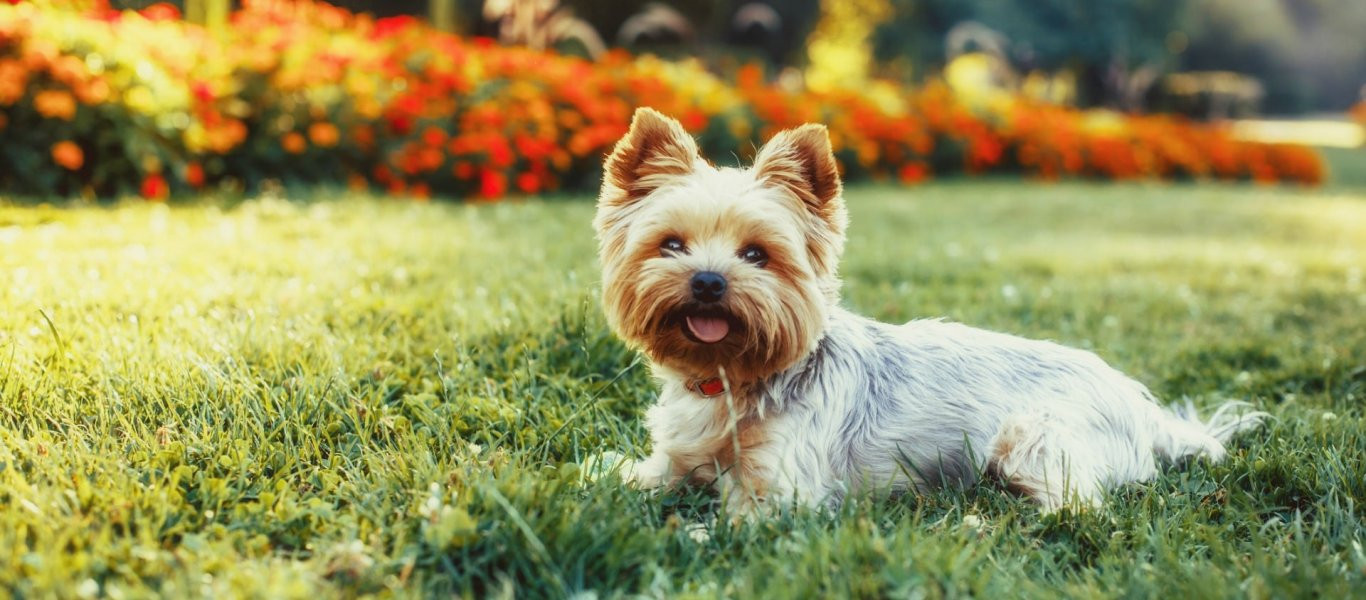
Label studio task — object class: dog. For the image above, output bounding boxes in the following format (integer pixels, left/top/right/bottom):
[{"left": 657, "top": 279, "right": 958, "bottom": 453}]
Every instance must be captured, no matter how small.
[{"left": 593, "top": 107, "right": 1265, "bottom": 515}]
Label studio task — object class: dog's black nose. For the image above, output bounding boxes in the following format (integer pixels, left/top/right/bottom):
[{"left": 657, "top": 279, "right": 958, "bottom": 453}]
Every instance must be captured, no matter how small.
[{"left": 690, "top": 271, "right": 727, "bottom": 303}]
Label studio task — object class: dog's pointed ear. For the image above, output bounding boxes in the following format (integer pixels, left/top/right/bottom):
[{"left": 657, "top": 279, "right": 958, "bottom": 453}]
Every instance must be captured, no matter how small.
[
  {"left": 753, "top": 124, "right": 847, "bottom": 278},
  {"left": 601, "top": 108, "right": 699, "bottom": 205},
  {"left": 752, "top": 124, "right": 843, "bottom": 213}
]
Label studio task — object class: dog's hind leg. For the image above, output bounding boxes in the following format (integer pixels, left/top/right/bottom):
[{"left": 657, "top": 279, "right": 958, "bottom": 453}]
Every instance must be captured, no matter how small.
[{"left": 986, "top": 414, "right": 1109, "bottom": 512}]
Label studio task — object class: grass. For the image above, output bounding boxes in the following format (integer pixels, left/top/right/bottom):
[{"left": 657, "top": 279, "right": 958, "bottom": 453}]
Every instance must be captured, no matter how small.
[
  {"left": 1321, "top": 146, "right": 1366, "bottom": 191},
  {"left": 1, "top": 182, "right": 1364, "bottom": 598}
]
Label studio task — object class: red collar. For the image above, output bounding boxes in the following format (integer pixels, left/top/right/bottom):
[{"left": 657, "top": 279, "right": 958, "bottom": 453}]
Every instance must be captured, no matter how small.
[{"left": 688, "top": 376, "right": 727, "bottom": 397}]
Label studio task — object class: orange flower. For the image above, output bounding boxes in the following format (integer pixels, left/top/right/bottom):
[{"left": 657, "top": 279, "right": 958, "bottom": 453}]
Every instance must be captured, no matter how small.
[
  {"left": 50, "top": 55, "right": 87, "bottom": 88},
  {"left": 74, "top": 77, "right": 111, "bottom": 105},
  {"left": 308, "top": 122, "right": 340, "bottom": 147},
  {"left": 185, "top": 162, "right": 205, "bottom": 188},
  {"left": 34, "top": 90, "right": 77, "bottom": 121},
  {"left": 421, "top": 126, "right": 447, "bottom": 148},
  {"left": 141, "top": 173, "right": 168, "bottom": 201},
  {"left": 410, "top": 182, "right": 431, "bottom": 200},
  {"left": 0, "top": 60, "right": 28, "bottom": 106},
  {"left": 51, "top": 141, "right": 84, "bottom": 171},
  {"left": 282, "top": 132, "right": 307, "bottom": 154},
  {"left": 419, "top": 147, "right": 444, "bottom": 171},
  {"left": 22, "top": 40, "right": 58, "bottom": 72}
]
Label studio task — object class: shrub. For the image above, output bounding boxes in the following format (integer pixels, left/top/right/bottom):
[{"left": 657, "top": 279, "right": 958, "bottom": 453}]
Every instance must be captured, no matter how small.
[{"left": 0, "top": 0, "right": 1325, "bottom": 201}]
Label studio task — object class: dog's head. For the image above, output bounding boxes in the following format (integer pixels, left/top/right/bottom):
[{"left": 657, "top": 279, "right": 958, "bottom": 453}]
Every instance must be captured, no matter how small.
[{"left": 594, "top": 108, "right": 847, "bottom": 383}]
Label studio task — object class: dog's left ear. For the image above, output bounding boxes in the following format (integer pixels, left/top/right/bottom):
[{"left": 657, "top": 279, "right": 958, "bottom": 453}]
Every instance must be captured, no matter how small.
[
  {"left": 753, "top": 124, "right": 843, "bottom": 218},
  {"left": 753, "top": 124, "right": 847, "bottom": 277}
]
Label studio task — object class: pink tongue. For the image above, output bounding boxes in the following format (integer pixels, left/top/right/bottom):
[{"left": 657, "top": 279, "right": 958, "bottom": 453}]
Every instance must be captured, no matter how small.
[{"left": 685, "top": 316, "right": 730, "bottom": 343}]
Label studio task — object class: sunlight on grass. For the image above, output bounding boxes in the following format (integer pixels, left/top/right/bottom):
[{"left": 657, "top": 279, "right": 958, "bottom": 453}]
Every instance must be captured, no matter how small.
[
  {"left": 1, "top": 183, "right": 1363, "bottom": 597},
  {"left": 1232, "top": 119, "right": 1364, "bottom": 148}
]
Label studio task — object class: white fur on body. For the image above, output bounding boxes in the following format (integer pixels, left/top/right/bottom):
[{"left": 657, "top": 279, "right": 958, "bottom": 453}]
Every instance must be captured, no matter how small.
[{"left": 625, "top": 307, "right": 1264, "bottom": 512}]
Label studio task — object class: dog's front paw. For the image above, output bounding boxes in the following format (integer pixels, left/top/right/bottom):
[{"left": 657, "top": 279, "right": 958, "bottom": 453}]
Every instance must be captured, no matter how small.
[
  {"left": 581, "top": 451, "right": 671, "bottom": 489},
  {"left": 621, "top": 453, "right": 672, "bottom": 489}
]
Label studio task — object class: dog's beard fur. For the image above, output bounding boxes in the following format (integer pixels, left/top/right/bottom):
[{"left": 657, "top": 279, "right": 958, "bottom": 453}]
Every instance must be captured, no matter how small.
[{"left": 594, "top": 108, "right": 848, "bottom": 385}]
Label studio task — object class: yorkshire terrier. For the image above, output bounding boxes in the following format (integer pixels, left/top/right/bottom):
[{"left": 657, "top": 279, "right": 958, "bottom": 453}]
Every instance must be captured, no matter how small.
[{"left": 593, "top": 108, "right": 1264, "bottom": 514}]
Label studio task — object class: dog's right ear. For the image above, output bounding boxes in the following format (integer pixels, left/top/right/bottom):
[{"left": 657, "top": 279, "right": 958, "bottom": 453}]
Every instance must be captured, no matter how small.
[{"left": 600, "top": 108, "right": 699, "bottom": 205}]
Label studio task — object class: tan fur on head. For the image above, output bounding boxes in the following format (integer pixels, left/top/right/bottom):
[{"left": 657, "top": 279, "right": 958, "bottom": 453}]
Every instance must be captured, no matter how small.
[
  {"left": 595, "top": 108, "right": 847, "bottom": 388},
  {"left": 600, "top": 107, "right": 701, "bottom": 206}
]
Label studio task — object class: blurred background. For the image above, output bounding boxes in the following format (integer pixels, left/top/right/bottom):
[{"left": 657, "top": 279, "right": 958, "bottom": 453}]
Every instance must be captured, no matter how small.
[
  {"left": 1, "top": 0, "right": 1363, "bottom": 200},
  {"left": 98, "top": 0, "right": 1366, "bottom": 115}
]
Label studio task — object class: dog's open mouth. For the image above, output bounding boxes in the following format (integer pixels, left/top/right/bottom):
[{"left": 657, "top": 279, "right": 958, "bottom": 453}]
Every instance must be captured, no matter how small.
[
  {"left": 685, "top": 315, "right": 729, "bottom": 343},
  {"left": 675, "top": 309, "right": 737, "bottom": 344}
]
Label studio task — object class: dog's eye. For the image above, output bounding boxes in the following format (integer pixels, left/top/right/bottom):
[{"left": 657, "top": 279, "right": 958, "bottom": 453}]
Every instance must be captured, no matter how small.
[
  {"left": 739, "top": 245, "right": 768, "bottom": 267},
  {"left": 660, "top": 237, "right": 686, "bottom": 255}
]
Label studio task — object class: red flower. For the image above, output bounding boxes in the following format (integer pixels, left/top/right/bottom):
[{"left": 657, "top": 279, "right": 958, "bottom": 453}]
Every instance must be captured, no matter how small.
[
  {"left": 478, "top": 169, "right": 506, "bottom": 199},
  {"left": 373, "top": 15, "right": 417, "bottom": 39},
  {"left": 386, "top": 114, "right": 413, "bottom": 136},
  {"left": 141, "top": 173, "right": 168, "bottom": 201},
  {"left": 680, "top": 109, "right": 708, "bottom": 132},
  {"left": 139, "top": 3, "right": 181, "bottom": 21},
  {"left": 967, "top": 134, "right": 1004, "bottom": 171},
  {"left": 897, "top": 162, "right": 929, "bottom": 184},
  {"left": 191, "top": 81, "right": 214, "bottom": 104},
  {"left": 486, "top": 136, "right": 514, "bottom": 168},
  {"left": 515, "top": 172, "right": 540, "bottom": 194}
]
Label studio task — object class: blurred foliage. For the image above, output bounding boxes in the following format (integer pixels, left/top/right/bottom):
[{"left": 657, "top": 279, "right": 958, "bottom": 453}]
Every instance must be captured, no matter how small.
[
  {"left": 559, "top": 0, "right": 821, "bottom": 67},
  {"left": 98, "top": 0, "right": 1363, "bottom": 114},
  {"left": 1180, "top": 0, "right": 1366, "bottom": 113},
  {"left": 873, "top": 0, "right": 1184, "bottom": 107},
  {"left": 873, "top": 0, "right": 1366, "bottom": 113}
]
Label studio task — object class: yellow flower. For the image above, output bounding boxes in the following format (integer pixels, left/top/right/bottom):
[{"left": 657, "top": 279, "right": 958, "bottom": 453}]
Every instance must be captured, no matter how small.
[{"left": 124, "top": 86, "right": 157, "bottom": 115}]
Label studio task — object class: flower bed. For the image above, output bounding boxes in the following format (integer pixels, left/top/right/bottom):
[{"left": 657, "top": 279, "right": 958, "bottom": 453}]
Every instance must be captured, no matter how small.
[{"left": 0, "top": 0, "right": 1325, "bottom": 201}]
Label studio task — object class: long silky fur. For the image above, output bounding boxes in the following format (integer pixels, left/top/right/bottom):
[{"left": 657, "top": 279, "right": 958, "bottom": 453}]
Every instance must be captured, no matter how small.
[{"left": 595, "top": 108, "right": 1266, "bottom": 515}]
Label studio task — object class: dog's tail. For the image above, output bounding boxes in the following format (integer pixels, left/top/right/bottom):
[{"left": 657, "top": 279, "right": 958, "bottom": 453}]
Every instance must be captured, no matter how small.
[{"left": 1152, "top": 400, "right": 1267, "bottom": 463}]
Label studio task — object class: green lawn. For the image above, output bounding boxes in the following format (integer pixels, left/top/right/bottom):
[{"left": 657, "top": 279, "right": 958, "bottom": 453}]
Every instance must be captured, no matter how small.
[{"left": 1, "top": 182, "right": 1364, "bottom": 598}]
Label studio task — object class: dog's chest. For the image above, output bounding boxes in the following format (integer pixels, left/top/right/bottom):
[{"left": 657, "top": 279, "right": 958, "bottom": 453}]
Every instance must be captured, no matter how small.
[{"left": 645, "top": 388, "right": 773, "bottom": 482}]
